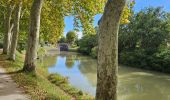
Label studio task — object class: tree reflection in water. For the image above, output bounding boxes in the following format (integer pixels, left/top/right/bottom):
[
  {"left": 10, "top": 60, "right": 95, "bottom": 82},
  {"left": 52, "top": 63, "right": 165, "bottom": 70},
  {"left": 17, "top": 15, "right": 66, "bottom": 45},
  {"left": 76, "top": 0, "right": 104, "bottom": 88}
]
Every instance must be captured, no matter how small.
[
  {"left": 65, "top": 55, "right": 75, "bottom": 69},
  {"left": 47, "top": 51, "right": 170, "bottom": 100},
  {"left": 37, "top": 55, "right": 57, "bottom": 67}
]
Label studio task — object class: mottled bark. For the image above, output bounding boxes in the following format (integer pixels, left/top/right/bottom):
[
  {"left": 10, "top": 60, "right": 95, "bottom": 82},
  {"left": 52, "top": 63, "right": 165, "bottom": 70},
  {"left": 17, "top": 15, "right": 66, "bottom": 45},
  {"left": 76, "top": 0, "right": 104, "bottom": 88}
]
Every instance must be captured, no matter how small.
[
  {"left": 3, "top": 4, "right": 14, "bottom": 54},
  {"left": 8, "top": 23, "right": 14, "bottom": 53},
  {"left": 96, "top": 0, "right": 126, "bottom": 100},
  {"left": 23, "top": 0, "right": 43, "bottom": 72},
  {"left": 9, "top": 1, "right": 22, "bottom": 61}
]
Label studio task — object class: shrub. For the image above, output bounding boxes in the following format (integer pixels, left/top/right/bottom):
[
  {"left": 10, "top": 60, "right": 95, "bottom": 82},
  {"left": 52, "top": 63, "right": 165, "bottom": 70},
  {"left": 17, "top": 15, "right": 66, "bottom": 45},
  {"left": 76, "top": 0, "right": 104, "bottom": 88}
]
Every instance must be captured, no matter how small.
[
  {"left": 90, "top": 46, "right": 98, "bottom": 58},
  {"left": 48, "top": 74, "right": 68, "bottom": 85},
  {"left": 78, "top": 34, "right": 97, "bottom": 55},
  {"left": 17, "top": 41, "right": 26, "bottom": 53},
  {"left": 78, "top": 47, "right": 90, "bottom": 54},
  {"left": 119, "top": 48, "right": 170, "bottom": 73},
  {"left": 48, "top": 74, "right": 93, "bottom": 99},
  {"left": 154, "top": 48, "right": 170, "bottom": 72},
  {"left": 119, "top": 49, "right": 147, "bottom": 68}
]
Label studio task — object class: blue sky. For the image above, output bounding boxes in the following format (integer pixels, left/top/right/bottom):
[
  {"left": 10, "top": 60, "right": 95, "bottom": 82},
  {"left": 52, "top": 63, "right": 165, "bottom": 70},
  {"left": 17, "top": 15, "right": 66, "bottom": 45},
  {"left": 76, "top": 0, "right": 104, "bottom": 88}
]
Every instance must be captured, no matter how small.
[{"left": 64, "top": 0, "right": 170, "bottom": 38}]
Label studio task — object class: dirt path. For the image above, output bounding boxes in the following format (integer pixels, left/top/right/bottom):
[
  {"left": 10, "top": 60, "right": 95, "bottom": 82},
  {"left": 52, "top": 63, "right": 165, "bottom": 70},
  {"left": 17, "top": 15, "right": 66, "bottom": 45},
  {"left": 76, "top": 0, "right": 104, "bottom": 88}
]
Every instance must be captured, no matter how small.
[
  {"left": 0, "top": 67, "right": 30, "bottom": 100},
  {"left": 0, "top": 49, "right": 29, "bottom": 99}
]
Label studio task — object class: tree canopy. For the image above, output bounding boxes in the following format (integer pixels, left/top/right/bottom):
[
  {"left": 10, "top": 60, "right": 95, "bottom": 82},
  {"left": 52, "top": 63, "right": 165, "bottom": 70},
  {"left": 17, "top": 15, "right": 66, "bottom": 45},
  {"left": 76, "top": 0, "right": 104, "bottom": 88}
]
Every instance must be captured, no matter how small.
[{"left": 66, "top": 31, "right": 77, "bottom": 44}]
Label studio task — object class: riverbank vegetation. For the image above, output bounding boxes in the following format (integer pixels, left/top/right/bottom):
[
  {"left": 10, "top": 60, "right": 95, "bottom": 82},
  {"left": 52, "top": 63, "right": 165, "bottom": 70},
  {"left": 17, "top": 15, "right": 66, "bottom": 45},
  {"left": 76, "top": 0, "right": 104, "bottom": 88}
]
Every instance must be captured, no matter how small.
[
  {"left": 0, "top": 52, "right": 71, "bottom": 99},
  {"left": 0, "top": 51, "right": 93, "bottom": 99},
  {"left": 1, "top": 0, "right": 169, "bottom": 99},
  {"left": 78, "top": 34, "right": 98, "bottom": 58},
  {"left": 48, "top": 74, "right": 93, "bottom": 99},
  {"left": 119, "top": 7, "right": 170, "bottom": 72},
  {"left": 74, "top": 7, "right": 170, "bottom": 73}
]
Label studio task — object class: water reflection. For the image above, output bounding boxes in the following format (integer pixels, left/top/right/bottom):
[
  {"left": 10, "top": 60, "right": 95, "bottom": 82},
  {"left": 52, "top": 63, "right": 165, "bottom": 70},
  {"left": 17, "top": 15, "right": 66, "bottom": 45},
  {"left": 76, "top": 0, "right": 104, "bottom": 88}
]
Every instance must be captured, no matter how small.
[
  {"left": 37, "top": 55, "right": 57, "bottom": 67},
  {"left": 78, "top": 58, "right": 97, "bottom": 87},
  {"left": 65, "top": 55, "right": 75, "bottom": 69},
  {"left": 46, "top": 51, "right": 170, "bottom": 100}
]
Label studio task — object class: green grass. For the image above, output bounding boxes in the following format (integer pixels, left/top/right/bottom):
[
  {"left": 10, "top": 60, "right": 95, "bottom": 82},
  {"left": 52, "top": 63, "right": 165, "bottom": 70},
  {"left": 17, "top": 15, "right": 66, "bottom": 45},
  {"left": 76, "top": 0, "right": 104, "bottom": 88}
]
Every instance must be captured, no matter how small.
[
  {"left": 48, "top": 74, "right": 94, "bottom": 100},
  {"left": 0, "top": 51, "right": 94, "bottom": 100},
  {"left": 0, "top": 52, "right": 72, "bottom": 100}
]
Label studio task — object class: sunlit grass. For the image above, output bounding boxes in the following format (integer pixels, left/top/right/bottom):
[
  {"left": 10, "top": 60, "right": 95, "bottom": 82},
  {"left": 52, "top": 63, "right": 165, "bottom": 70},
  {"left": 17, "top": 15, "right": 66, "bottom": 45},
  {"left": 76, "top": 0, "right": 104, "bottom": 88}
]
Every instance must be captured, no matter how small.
[
  {"left": 0, "top": 52, "right": 71, "bottom": 100},
  {"left": 48, "top": 74, "right": 94, "bottom": 100},
  {"left": 0, "top": 50, "right": 95, "bottom": 99}
]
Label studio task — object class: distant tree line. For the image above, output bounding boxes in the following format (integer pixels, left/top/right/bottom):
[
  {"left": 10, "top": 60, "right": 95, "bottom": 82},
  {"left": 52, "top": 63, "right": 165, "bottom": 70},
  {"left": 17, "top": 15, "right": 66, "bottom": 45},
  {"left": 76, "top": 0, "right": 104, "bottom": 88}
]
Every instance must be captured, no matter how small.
[{"left": 77, "top": 7, "right": 170, "bottom": 72}]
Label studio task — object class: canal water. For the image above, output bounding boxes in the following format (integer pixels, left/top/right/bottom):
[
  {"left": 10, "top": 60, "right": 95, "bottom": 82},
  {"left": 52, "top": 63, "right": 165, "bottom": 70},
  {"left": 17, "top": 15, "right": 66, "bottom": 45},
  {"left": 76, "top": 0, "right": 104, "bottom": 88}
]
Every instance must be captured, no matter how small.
[{"left": 42, "top": 51, "right": 170, "bottom": 100}]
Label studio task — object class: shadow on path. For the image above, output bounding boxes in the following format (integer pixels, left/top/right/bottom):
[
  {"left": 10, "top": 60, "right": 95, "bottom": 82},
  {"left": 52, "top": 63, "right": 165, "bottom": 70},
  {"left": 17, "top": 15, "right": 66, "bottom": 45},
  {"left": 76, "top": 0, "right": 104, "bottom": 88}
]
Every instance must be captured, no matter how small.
[
  {"left": 0, "top": 66, "right": 29, "bottom": 100},
  {"left": 0, "top": 70, "right": 23, "bottom": 75}
]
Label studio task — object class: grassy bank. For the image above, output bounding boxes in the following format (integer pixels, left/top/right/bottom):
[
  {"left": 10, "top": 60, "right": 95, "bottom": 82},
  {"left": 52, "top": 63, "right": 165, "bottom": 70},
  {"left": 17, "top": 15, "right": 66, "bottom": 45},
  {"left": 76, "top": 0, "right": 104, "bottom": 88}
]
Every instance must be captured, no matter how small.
[
  {"left": 0, "top": 51, "right": 93, "bottom": 100},
  {"left": 48, "top": 74, "right": 93, "bottom": 100}
]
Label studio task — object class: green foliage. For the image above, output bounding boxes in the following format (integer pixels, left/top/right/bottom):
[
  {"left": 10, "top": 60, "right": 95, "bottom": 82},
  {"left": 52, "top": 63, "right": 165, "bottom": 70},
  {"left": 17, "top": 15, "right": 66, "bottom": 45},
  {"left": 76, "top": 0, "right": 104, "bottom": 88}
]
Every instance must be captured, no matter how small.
[
  {"left": 119, "top": 49, "right": 148, "bottom": 68},
  {"left": 58, "top": 36, "right": 67, "bottom": 43},
  {"left": 119, "top": 7, "right": 170, "bottom": 73},
  {"left": 153, "top": 48, "right": 170, "bottom": 72},
  {"left": 48, "top": 74, "right": 93, "bottom": 99},
  {"left": 0, "top": 42, "right": 3, "bottom": 48},
  {"left": 17, "top": 32, "right": 27, "bottom": 53},
  {"left": 119, "top": 7, "right": 169, "bottom": 54},
  {"left": 72, "top": 0, "right": 134, "bottom": 34},
  {"left": 38, "top": 47, "right": 46, "bottom": 57},
  {"left": 72, "top": 0, "right": 106, "bottom": 34},
  {"left": 0, "top": 28, "right": 4, "bottom": 46},
  {"left": 90, "top": 46, "right": 98, "bottom": 58},
  {"left": 78, "top": 34, "right": 97, "bottom": 55},
  {"left": 48, "top": 74, "right": 68, "bottom": 85},
  {"left": 135, "top": 7, "right": 169, "bottom": 54},
  {"left": 16, "top": 3, "right": 31, "bottom": 52},
  {"left": 0, "top": 31, "right": 3, "bottom": 48},
  {"left": 40, "top": 0, "right": 65, "bottom": 43},
  {"left": 17, "top": 39, "right": 26, "bottom": 53},
  {"left": 119, "top": 48, "right": 170, "bottom": 72},
  {"left": 0, "top": 52, "right": 71, "bottom": 100},
  {"left": 0, "top": 2, "right": 5, "bottom": 48},
  {"left": 65, "top": 55, "right": 75, "bottom": 68},
  {"left": 66, "top": 31, "right": 77, "bottom": 44}
]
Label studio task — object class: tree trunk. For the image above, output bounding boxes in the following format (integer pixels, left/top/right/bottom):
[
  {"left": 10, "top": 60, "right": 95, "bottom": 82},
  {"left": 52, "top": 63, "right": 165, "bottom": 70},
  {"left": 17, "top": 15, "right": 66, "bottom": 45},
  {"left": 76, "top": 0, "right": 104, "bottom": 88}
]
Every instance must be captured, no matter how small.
[
  {"left": 9, "top": 1, "right": 22, "bottom": 61},
  {"left": 23, "top": 0, "right": 43, "bottom": 72},
  {"left": 96, "top": 0, "right": 126, "bottom": 100},
  {"left": 8, "top": 23, "right": 14, "bottom": 53},
  {"left": 3, "top": 4, "right": 14, "bottom": 54}
]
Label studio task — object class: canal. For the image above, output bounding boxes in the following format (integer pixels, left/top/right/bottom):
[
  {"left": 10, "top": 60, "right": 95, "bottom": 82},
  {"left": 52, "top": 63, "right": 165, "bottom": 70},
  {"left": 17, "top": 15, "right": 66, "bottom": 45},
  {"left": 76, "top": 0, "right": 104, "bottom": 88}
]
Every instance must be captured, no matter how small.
[{"left": 41, "top": 51, "right": 170, "bottom": 100}]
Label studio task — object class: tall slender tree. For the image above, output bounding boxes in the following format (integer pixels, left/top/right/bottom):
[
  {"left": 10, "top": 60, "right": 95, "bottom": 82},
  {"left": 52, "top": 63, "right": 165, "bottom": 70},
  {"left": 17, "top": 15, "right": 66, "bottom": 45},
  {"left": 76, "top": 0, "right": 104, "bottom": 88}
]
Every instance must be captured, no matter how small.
[
  {"left": 9, "top": 0, "right": 22, "bottom": 61},
  {"left": 3, "top": 3, "right": 14, "bottom": 54},
  {"left": 96, "top": 0, "right": 126, "bottom": 100},
  {"left": 23, "top": 0, "right": 43, "bottom": 72}
]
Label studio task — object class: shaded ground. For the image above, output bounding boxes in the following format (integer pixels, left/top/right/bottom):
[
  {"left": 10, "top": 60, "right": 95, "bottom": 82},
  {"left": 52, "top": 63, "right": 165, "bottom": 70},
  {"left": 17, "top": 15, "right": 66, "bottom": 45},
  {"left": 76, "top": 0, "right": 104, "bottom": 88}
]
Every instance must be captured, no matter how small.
[{"left": 0, "top": 49, "right": 29, "bottom": 100}]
